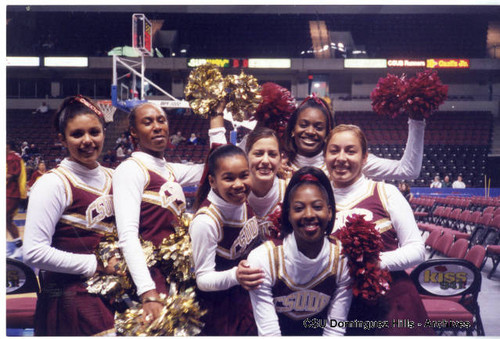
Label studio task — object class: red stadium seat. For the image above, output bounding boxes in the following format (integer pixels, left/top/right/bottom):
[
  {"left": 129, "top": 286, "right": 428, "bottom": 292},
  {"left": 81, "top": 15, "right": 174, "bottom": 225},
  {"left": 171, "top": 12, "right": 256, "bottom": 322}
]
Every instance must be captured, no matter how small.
[
  {"left": 6, "top": 259, "right": 40, "bottom": 331},
  {"left": 446, "top": 238, "right": 469, "bottom": 259},
  {"left": 410, "top": 259, "right": 484, "bottom": 335},
  {"left": 430, "top": 229, "right": 454, "bottom": 258},
  {"left": 464, "top": 245, "right": 486, "bottom": 269}
]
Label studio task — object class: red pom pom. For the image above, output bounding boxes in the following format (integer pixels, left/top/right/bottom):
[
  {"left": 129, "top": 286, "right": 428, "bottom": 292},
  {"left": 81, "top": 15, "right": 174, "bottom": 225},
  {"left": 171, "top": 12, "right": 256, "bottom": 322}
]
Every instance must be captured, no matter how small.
[
  {"left": 371, "top": 71, "right": 448, "bottom": 119},
  {"left": 405, "top": 70, "right": 448, "bottom": 119},
  {"left": 331, "top": 214, "right": 391, "bottom": 301},
  {"left": 370, "top": 74, "right": 407, "bottom": 118},
  {"left": 254, "top": 83, "right": 296, "bottom": 139},
  {"left": 265, "top": 203, "right": 283, "bottom": 240}
]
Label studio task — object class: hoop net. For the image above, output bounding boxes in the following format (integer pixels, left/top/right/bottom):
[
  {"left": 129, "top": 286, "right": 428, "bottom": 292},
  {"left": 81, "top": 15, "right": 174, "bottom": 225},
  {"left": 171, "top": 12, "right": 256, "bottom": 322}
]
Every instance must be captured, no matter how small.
[{"left": 97, "top": 100, "right": 117, "bottom": 123}]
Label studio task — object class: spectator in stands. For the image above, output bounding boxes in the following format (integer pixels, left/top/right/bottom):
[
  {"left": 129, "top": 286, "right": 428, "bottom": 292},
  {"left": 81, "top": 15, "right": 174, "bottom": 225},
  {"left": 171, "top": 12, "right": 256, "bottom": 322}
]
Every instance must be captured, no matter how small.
[
  {"left": 21, "top": 141, "right": 29, "bottom": 160},
  {"left": 116, "top": 144, "right": 126, "bottom": 161},
  {"left": 51, "top": 137, "right": 64, "bottom": 150},
  {"left": 116, "top": 133, "right": 128, "bottom": 147},
  {"left": 6, "top": 140, "right": 27, "bottom": 259},
  {"left": 27, "top": 161, "right": 47, "bottom": 195},
  {"left": 442, "top": 175, "right": 452, "bottom": 188},
  {"left": 27, "top": 143, "right": 40, "bottom": 158},
  {"left": 430, "top": 175, "right": 442, "bottom": 188},
  {"left": 170, "top": 131, "right": 186, "bottom": 146},
  {"left": 102, "top": 149, "right": 116, "bottom": 166},
  {"left": 188, "top": 132, "right": 199, "bottom": 145},
  {"left": 452, "top": 175, "right": 466, "bottom": 189},
  {"left": 33, "top": 101, "right": 49, "bottom": 115},
  {"left": 398, "top": 181, "right": 413, "bottom": 201},
  {"left": 25, "top": 156, "right": 37, "bottom": 178}
]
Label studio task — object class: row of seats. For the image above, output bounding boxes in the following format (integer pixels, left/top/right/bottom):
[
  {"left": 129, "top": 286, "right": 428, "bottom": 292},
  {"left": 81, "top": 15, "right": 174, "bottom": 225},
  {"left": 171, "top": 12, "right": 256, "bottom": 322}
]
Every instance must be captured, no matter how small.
[{"left": 411, "top": 196, "right": 500, "bottom": 279}]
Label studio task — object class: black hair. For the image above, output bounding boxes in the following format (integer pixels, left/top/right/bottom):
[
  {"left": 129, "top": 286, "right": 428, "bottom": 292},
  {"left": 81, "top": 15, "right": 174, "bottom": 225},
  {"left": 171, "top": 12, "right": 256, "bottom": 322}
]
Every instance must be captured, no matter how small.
[
  {"left": 245, "top": 126, "right": 282, "bottom": 154},
  {"left": 53, "top": 95, "right": 105, "bottom": 136},
  {"left": 283, "top": 97, "right": 334, "bottom": 164},
  {"left": 193, "top": 144, "right": 248, "bottom": 211},
  {"left": 280, "top": 166, "right": 335, "bottom": 238}
]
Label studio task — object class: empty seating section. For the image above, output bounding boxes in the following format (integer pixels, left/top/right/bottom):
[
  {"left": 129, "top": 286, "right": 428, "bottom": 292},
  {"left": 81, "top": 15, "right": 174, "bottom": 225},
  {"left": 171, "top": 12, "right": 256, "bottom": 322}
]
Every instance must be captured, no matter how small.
[
  {"left": 412, "top": 194, "right": 500, "bottom": 278},
  {"left": 335, "top": 110, "right": 493, "bottom": 187}
]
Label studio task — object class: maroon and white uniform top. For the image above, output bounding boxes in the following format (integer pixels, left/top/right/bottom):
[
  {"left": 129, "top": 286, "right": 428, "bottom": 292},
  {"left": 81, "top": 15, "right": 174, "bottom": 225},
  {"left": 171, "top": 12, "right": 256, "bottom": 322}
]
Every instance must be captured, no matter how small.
[
  {"left": 190, "top": 189, "right": 261, "bottom": 291},
  {"left": 247, "top": 176, "right": 287, "bottom": 241},
  {"left": 113, "top": 151, "right": 191, "bottom": 296},
  {"left": 24, "top": 159, "right": 114, "bottom": 277},
  {"left": 247, "top": 235, "right": 352, "bottom": 336},
  {"left": 333, "top": 175, "right": 425, "bottom": 271}
]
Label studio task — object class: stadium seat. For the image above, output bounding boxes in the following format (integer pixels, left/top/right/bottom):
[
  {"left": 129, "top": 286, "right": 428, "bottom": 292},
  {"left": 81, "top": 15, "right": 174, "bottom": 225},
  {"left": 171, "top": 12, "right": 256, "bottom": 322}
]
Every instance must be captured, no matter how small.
[
  {"left": 446, "top": 238, "right": 469, "bottom": 259},
  {"left": 6, "top": 258, "right": 40, "bottom": 331},
  {"left": 429, "top": 229, "right": 454, "bottom": 258},
  {"left": 410, "top": 259, "right": 485, "bottom": 335},
  {"left": 464, "top": 245, "right": 486, "bottom": 269}
]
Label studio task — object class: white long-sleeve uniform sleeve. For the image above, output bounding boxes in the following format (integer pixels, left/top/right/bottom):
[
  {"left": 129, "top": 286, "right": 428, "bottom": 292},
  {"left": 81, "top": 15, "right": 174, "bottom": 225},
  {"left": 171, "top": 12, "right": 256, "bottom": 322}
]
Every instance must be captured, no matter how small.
[
  {"left": 189, "top": 214, "right": 239, "bottom": 291},
  {"left": 247, "top": 244, "right": 282, "bottom": 336},
  {"left": 378, "top": 183, "right": 425, "bottom": 271},
  {"left": 363, "top": 119, "right": 425, "bottom": 181},
  {"left": 113, "top": 160, "right": 156, "bottom": 296},
  {"left": 23, "top": 172, "right": 97, "bottom": 277}
]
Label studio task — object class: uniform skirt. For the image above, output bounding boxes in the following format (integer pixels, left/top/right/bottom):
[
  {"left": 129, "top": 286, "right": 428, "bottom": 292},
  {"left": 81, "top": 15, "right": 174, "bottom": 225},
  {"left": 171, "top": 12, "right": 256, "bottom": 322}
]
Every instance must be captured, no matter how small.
[
  {"left": 35, "top": 271, "right": 115, "bottom": 336},
  {"left": 346, "top": 270, "right": 434, "bottom": 336}
]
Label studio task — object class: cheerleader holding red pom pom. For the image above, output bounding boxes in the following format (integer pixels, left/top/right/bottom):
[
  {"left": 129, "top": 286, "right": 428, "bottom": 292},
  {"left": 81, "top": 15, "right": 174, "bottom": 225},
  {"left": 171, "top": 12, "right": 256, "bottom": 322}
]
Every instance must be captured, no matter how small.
[{"left": 325, "top": 124, "right": 433, "bottom": 335}]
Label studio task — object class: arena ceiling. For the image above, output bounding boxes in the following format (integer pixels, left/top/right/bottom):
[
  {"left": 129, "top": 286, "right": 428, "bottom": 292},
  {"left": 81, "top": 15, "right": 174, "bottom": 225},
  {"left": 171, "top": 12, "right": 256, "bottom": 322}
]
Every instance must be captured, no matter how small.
[{"left": 6, "top": 5, "right": 500, "bottom": 59}]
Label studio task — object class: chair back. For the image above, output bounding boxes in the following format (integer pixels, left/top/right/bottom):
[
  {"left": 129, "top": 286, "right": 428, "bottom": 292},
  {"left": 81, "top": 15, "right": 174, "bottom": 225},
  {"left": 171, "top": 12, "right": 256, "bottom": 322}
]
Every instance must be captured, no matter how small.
[
  {"left": 6, "top": 258, "right": 40, "bottom": 295},
  {"left": 433, "top": 230, "right": 454, "bottom": 256},
  {"left": 410, "top": 258, "right": 481, "bottom": 299},
  {"left": 446, "top": 238, "right": 469, "bottom": 259},
  {"left": 464, "top": 245, "right": 486, "bottom": 269},
  {"left": 425, "top": 229, "right": 443, "bottom": 248}
]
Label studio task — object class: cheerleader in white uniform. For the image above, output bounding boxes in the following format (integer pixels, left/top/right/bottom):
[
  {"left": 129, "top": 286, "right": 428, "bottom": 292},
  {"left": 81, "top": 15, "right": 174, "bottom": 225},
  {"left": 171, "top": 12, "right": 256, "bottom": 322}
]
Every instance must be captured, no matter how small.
[
  {"left": 112, "top": 103, "right": 226, "bottom": 322},
  {"left": 247, "top": 166, "right": 352, "bottom": 336},
  {"left": 324, "top": 124, "right": 432, "bottom": 336},
  {"left": 23, "top": 95, "right": 118, "bottom": 336}
]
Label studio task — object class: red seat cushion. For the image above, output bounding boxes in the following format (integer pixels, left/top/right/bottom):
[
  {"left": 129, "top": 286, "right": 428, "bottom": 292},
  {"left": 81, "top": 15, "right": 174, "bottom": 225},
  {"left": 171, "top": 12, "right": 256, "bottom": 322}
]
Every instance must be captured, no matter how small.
[
  {"left": 422, "top": 299, "right": 474, "bottom": 322},
  {"left": 487, "top": 245, "right": 500, "bottom": 254},
  {"left": 6, "top": 295, "right": 37, "bottom": 328},
  {"left": 450, "top": 230, "right": 471, "bottom": 240}
]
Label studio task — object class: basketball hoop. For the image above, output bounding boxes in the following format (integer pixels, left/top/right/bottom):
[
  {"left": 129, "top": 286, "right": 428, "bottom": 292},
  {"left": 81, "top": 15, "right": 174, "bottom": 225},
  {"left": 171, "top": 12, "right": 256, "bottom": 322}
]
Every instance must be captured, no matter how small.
[{"left": 97, "top": 100, "right": 117, "bottom": 123}]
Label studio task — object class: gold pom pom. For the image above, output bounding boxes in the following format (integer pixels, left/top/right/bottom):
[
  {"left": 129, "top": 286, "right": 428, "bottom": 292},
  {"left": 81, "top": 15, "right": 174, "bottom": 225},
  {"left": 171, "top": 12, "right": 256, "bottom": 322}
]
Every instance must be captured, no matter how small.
[
  {"left": 114, "top": 285, "right": 206, "bottom": 336},
  {"left": 184, "top": 63, "right": 226, "bottom": 118},
  {"left": 225, "top": 70, "right": 262, "bottom": 122},
  {"left": 157, "top": 213, "right": 194, "bottom": 284}
]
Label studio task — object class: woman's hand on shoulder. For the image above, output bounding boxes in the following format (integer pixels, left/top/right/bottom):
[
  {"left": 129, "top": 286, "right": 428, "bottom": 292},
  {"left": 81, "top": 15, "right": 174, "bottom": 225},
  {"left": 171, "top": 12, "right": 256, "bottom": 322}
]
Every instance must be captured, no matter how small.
[{"left": 236, "top": 260, "right": 265, "bottom": 291}]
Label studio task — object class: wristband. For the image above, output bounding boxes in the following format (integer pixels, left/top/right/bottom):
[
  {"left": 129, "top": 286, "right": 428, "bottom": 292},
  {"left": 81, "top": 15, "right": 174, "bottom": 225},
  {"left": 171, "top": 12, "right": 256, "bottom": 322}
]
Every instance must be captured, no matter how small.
[{"left": 142, "top": 297, "right": 164, "bottom": 304}]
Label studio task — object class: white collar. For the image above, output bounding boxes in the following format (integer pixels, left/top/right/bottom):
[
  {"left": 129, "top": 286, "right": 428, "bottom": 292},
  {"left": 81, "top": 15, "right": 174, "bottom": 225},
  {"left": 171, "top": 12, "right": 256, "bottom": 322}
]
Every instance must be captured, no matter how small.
[{"left": 293, "top": 151, "right": 325, "bottom": 169}]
